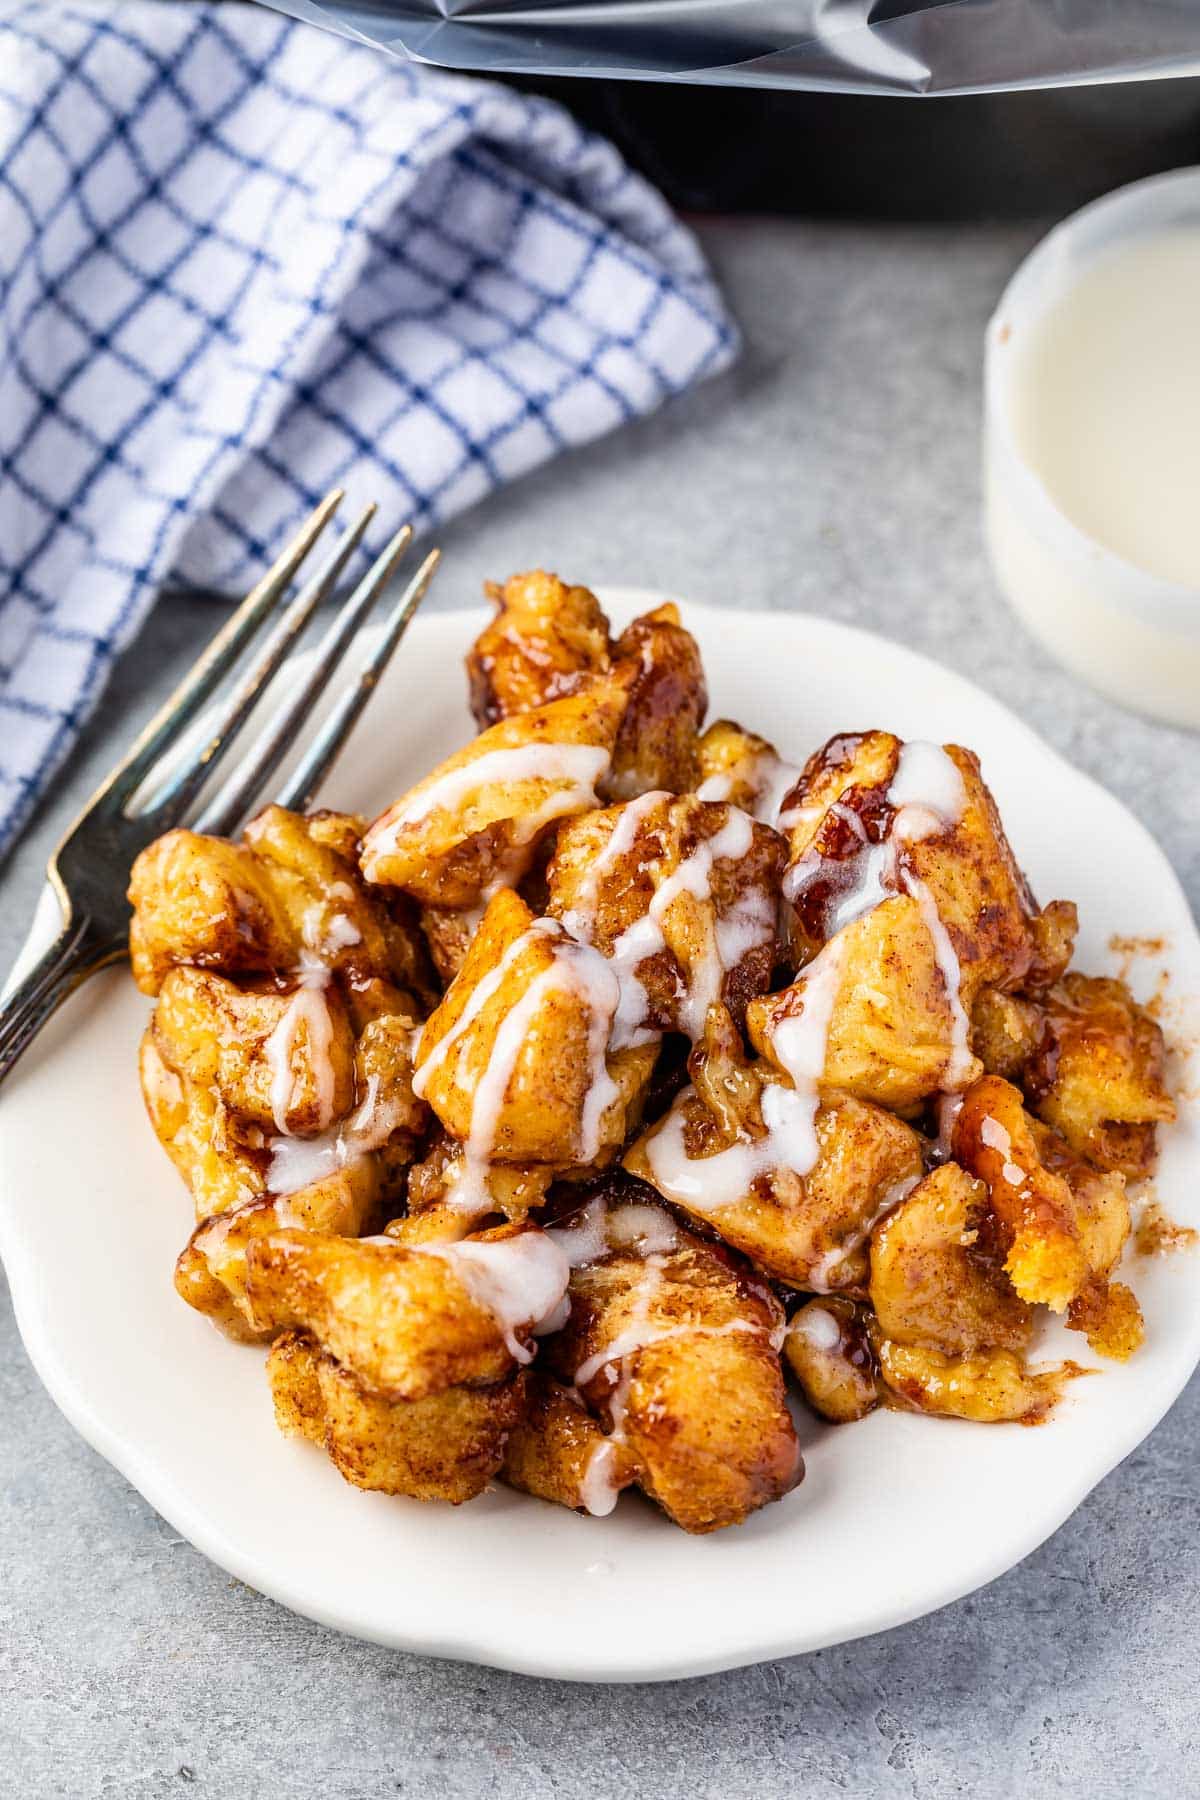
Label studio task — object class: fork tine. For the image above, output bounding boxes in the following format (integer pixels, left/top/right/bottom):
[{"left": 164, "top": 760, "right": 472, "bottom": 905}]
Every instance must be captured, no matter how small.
[
  {"left": 274, "top": 547, "right": 440, "bottom": 815},
  {"left": 0, "top": 915, "right": 93, "bottom": 1073},
  {"left": 141, "top": 504, "right": 378, "bottom": 827},
  {"left": 98, "top": 489, "right": 344, "bottom": 813},
  {"left": 194, "top": 520, "right": 416, "bottom": 838}
]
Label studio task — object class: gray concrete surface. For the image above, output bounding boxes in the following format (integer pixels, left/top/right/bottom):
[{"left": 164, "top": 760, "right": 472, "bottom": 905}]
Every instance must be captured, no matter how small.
[{"left": 2, "top": 219, "right": 1198, "bottom": 1798}]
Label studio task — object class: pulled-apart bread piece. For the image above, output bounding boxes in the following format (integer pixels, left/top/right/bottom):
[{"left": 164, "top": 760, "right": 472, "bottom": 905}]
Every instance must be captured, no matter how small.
[
  {"left": 128, "top": 804, "right": 432, "bottom": 1001},
  {"left": 176, "top": 1165, "right": 380, "bottom": 1342},
  {"left": 865, "top": 1161, "right": 1076, "bottom": 1424},
  {"left": 468, "top": 570, "right": 612, "bottom": 727},
  {"left": 417, "top": 903, "right": 482, "bottom": 987},
  {"left": 746, "top": 732, "right": 1077, "bottom": 1113},
  {"left": 870, "top": 1162, "right": 1031, "bottom": 1354},
  {"left": 250, "top": 1222, "right": 570, "bottom": 1503},
  {"left": 868, "top": 1332, "right": 1074, "bottom": 1425},
  {"left": 779, "top": 731, "right": 1075, "bottom": 989},
  {"left": 502, "top": 1370, "right": 640, "bottom": 1518},
  {"left": 970, "top": 986, "right": 1046, "bottom": 1080},
  {"left": 144, "top": 974, "right": 424, "bottom": 1193},
  {"left": 625, "top": 1005, "right": 923, "bottom": 1292},
  {"left": 694, "top": 719, "right": 803, "bottom": 826},
  {"left": 785, "top": 1164, "right": 1077, "bottom": 1426},
  {"left": 359, "top": 685, "right": 623, "bottom": 909},
  {"left": 145, "top": 969, "right": 425, "bottom": 1214},
  {"left": 785, "top": 1298, "right": 880, "bottom": 1423},
  {"left": 465, "top": 572, "right": 707, "bottom": 800},
  {"left": 548, "top": 792, "right": 784, "bottom": 1042},
  {"left": 247, "top": 1223, "right": 569, "bottom": 1395},
  {"left": 267, "top": 1330, "right": 526, "bottom": 1504},
  {"left": 151, "top": 966, "right": 358, "bottom": 1139},
  {"left": 604, "top": 603, "right": 708, "bottom": 801},
  {"left": 1022, "top": 974, "right": 1175, "bottom": 1177},
  {"left": 787, "top": 1225, "right": 1074, "bottom": 1430},
  {"left": 140, "top": 1030, "right": 269, "bottom": 1223},
  {"left": 133, "top": 809, "right": 432, "bottom": 1338},
  {"left": 150, "top": 987, "right": 426, "bottom": 1337},
  {"left": 528, "top": 1179, "right": 801, "bottom": 1532},
  {"left": 954, "top": 1074, "right": 1142, "bottom": 1359},
  {"left": 406, "top": 1134, "right": 555, "bottom": 1225},
  {"left": 412, "top": 889, "right": 656, "bottom": 1212}
]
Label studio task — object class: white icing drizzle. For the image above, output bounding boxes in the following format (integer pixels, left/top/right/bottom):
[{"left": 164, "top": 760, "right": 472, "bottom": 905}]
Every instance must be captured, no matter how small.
[
  {"left": 766, "top": 933, "right": 847, "bottom": 1091},
  {"left": 446, "top": 965, "right": 564, "bottom": 1216},
  {"left": 643, "top": 1068, "right": 830, "bottom": 1215},
  {"left": 784, "top": 740, "right": 965, "bottom": 911},
  {"left": 267, "top": 1128, "right": 344, "bottom": 1195},
  {"left": 561, "top": 1203, "right": 764, "bottom": 1510},
  {"left": 548, "top": 1197, "right": 681, "bottom": 1268},
  {"left": 697, "top": 747, "right": 803, "bottom": 827},
  {"left": 779, "top": 740, "right": 974, "bottom": 1092},
  {"left": 534, "top": 1293, "right": 573, "bottom": 1338},
  {"left": 301, "top": 901, "right": 362, "bottom": 958},
  {"left": 888, "top": 739, "right": 967, "bottom": 826},
  {"left": 255, "top": 884, "right": 391, "bottom": 1190},
  {"left": 575, "top": 1288, "right": 759, "bottom": 1388},
  {"left": 412, "top": 919, "right": 558, "bottom": 1101},
  {"left": 579, "top": 805, "right": 767, "bottom": 1050},
  {"left": 579, "top": 1439, "right": 621, "bottom": 1518},
  {"left": 756, "top": 755, "right": 807, "bottom": 828},
  {"left": 559, "top": 790, "right": 668, "bottom": 945},
  {"left": 559, "top": 796, "right": 774, "bottom": 1052},
  {"left": 604, "top": 914, "right": 662, "bottom": 1051},
  {"left": 901, "top": 869, "right": 975, "bottom": 1087},
  {"left": 980, "top": 1113, "right": 1027, "bottom": 1188},
  {"left": 777, "top": 799, "right": 824, "bottom": 836},
  {"left": 574, "top": 1250, "right": 663, "bottom": 1394},
  {"left": 647, "top": 931, "right": 846, "bottom": 1217},
  {"left": 694, "top": 772, "right": 733, "bottom": 803},
  {"left": 266, "top": 1131, "right": 357, "bottom": 1196},
  {"left": 323, "top": 913, "right": 362, "bottom": 951},
  {"left": 412, "top": 1232, "right": 571, "bottom": 1365},
  {"left": 714, "top": 888, "right": 777, "bottom": 972},
  {"left": 262, "top": 985, "right": 337, "bottom": 1135},
  {"left": 266, "top": 1044, "right": 416, "bottom": 1195},
  {"left": 789, "top": 1305, "right": 841, "bottom": 1352},
  {"left": 295, "top": 948, "right": 333, "bottom": 990},
  {"left": 575, "top": 1314, "right": 760, "bottom": 1387},
  {"left": 363, "top": 742, "right": 610, "bottom": 867},
  {"left": 422, "top": 922, "right": 620, "bottom": 1216},
  {"left": 655, "top": 807, "right": 756, "bottom": 1038},
  {"left": 575, "top": 949, "right": 623, "bottom": 1165}
]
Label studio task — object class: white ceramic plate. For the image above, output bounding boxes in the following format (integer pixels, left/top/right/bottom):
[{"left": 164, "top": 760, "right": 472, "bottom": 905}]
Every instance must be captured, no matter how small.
[{"left": 3, "top": 594, "right": 1199, "bottom": 1683}]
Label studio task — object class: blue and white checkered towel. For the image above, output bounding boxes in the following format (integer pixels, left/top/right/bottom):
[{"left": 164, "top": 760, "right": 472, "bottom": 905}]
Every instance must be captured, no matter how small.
[{"left": 0, "top": 2, "right": 736, "bottom": 857}]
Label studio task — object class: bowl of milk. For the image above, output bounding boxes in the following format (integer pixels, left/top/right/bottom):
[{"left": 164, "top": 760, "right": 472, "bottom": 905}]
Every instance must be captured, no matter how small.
[{"left": 985, "top": 167, "right": 1200, "bottom": 730}]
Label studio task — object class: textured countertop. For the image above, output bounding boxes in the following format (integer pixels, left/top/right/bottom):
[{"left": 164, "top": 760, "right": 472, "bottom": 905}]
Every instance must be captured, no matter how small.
[{"left": 3, "top": 218, "right": 1198, "bottom": 1799}]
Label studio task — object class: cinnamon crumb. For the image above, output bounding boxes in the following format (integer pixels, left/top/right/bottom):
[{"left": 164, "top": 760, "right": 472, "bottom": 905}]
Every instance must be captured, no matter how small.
[
  {"left": 1108, "top": 932, "right": 1168, "bottom": 984},
  {"left": 1143, "top": 967, "right": 1172, "bottom": 1019},
  {"left": 1135, "top": 1198, "right": 1199, "bottom": 1258}
]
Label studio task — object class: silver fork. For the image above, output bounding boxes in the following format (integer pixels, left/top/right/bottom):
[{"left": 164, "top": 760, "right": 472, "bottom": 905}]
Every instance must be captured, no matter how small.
[{"left": 0, "top": 490, "right": 439, "bottom": 1089}]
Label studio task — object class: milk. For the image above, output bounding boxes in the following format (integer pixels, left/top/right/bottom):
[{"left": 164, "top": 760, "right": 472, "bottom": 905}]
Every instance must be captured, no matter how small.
[
  {"left": 1007, "top": 228, "right": 1200, "bottom": 589},
  {"left": 984, "top": 171, "right": 1200, "bottom": 730}
]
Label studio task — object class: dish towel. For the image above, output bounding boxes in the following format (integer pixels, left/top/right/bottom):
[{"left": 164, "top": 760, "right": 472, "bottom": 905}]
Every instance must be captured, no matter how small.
[{"left": 0, "top": 1, "right": 737, "bottom": 858}]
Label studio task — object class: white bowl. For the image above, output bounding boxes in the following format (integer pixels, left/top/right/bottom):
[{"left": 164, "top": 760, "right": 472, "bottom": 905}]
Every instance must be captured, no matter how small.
[
  {"left": 984, "top": 167, "right": 1200, "bottom": 730},
  {"left": 2, "top": 594, "right": 1199, "bottom": 1681}
]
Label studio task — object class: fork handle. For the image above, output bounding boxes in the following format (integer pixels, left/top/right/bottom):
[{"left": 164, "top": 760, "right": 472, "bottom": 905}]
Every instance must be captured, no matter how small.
[{"left": 0, "top": 915, "right": 126, "bottom": 1089}]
